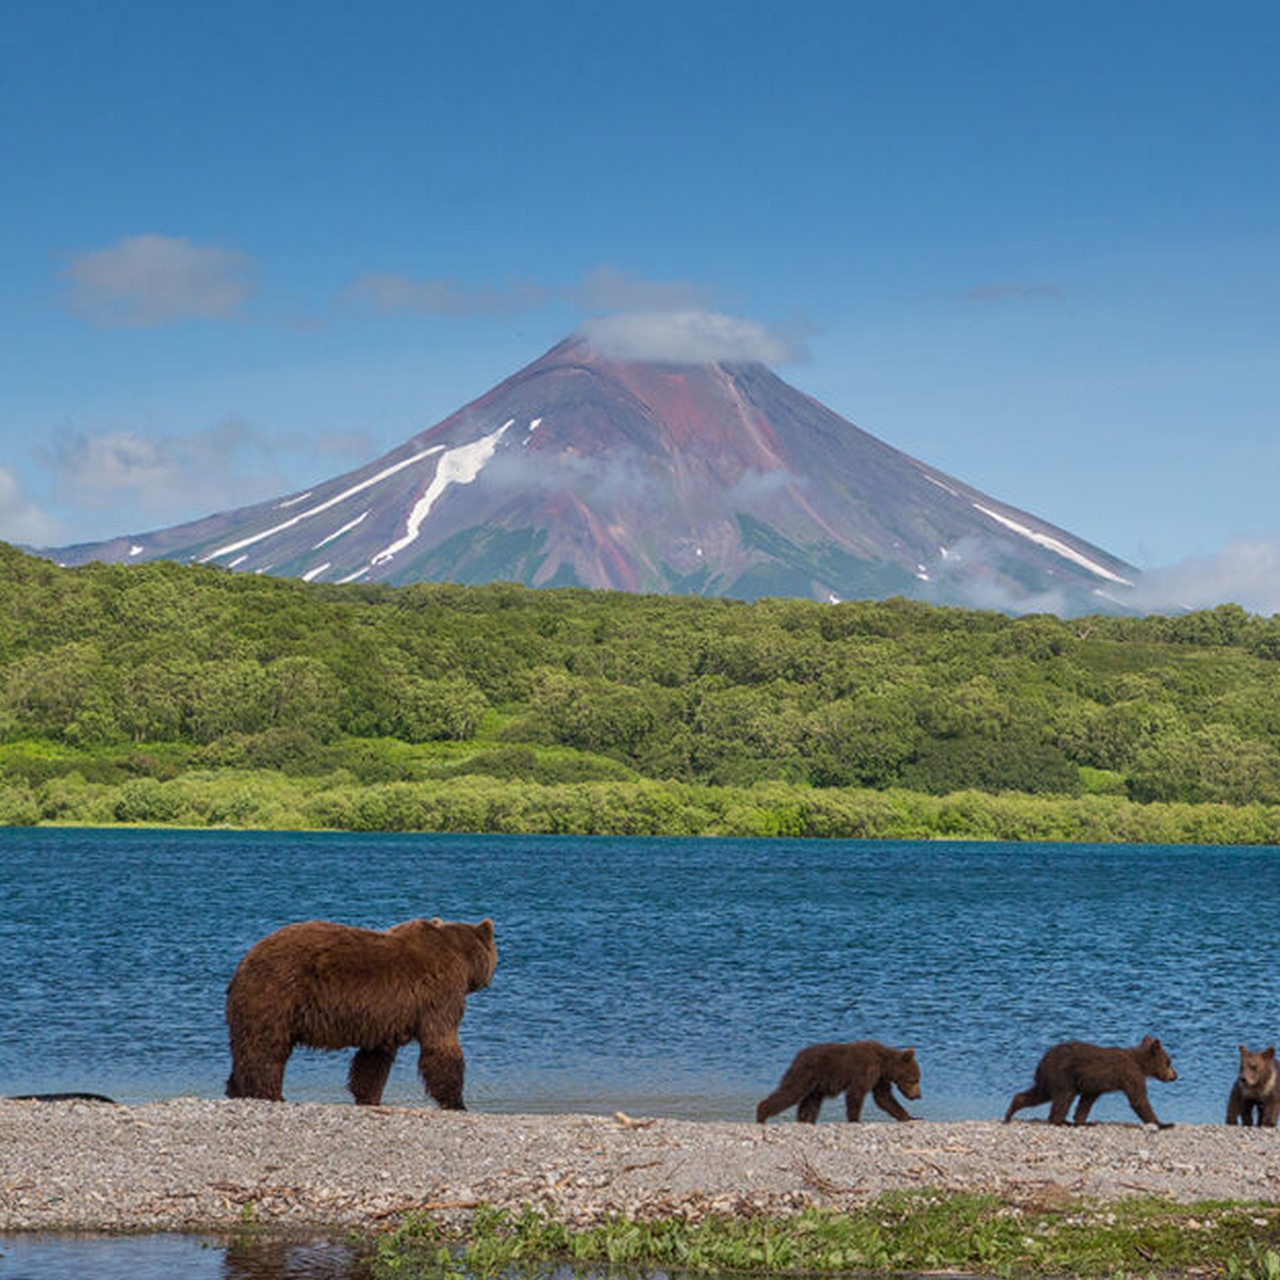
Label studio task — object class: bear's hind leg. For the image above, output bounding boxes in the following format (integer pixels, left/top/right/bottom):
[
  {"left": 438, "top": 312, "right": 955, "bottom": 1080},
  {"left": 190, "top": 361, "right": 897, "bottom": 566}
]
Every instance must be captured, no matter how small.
[
  {"left": 1003, "top": 1083, "right": 1048, "bottom": 1123},
  {"left": 1046, "top": 1092, "right": 1074, "bottom": 1125},
  {"left": 795, "top": 1089, "right": 824, "bottom": 1123},
  {"left": 1072, "top": 1092, "right": 1099, "bottom": 1125},
  {"left": 756, "top": 1083, "right": 805, "bottom": 1124},
  {"left": 348, "top": 1047, "right": 398, "bottom": 1105},
  {"left": 418, "top": 1032, "right": 466, "bottom": 1110}
]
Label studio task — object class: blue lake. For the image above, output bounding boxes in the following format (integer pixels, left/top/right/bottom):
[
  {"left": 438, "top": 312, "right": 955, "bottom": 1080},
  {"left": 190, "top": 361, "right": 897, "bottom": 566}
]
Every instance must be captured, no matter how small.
[{"left": 0, "top": 828, "right": 1271, "bottom": 1124}]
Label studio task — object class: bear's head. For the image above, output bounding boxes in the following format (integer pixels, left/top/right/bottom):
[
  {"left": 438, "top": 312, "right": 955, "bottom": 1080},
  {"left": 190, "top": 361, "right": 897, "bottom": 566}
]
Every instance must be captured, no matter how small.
[
  {"left": 1137, "top": 1035, "right": 1178, "bottom": 1082},
  {"left": 1238, "top": 1044, "right": 1277, "bottom": 1092},
  {"left": 443, "top": 917, "right": 496, "bottom": 992},
  {"left": 892, "top": 1047, "right": 922, "bottom": 1100}
]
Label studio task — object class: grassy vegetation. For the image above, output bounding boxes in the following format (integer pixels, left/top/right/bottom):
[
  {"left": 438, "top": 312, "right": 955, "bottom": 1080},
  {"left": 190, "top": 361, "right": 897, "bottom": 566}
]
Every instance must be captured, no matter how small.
[{"left": 368, "top": 1196, "right": 1280, "bottom": 1278}]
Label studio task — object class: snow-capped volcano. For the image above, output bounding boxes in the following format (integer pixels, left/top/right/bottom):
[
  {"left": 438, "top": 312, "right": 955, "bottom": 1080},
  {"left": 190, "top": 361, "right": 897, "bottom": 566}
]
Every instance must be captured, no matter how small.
[{"left": 45, "top": 335, "right": 1137, "bottom": 610}]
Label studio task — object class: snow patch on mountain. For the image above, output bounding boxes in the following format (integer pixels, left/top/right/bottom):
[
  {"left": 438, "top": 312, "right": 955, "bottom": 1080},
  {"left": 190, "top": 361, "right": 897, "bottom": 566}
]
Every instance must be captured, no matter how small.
[
  {"left": 972, "top": 503, "right": 1132, "bottom": 585},
  {"left": 371, "top": 420, "right": 514, "bottom": 566},
  {"left": 201, "top": 446, "right": 443, "bottom": 563}
]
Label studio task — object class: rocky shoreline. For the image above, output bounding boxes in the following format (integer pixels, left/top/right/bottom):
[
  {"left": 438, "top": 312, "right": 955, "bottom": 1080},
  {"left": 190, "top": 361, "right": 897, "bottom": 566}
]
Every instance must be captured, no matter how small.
[{"left": 3, "top": 1098, "right": 1280, "bottom": 1234}]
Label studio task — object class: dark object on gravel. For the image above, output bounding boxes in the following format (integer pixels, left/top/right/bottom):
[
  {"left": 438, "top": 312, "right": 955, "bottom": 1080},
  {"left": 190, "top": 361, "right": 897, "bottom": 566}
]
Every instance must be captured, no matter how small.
[
  {"left": 8, "top": 1092, "right": 117, "bottom": 1103},
  {"left": 1004, "top": 1036, "right": 1177, "bottom": 1128}
]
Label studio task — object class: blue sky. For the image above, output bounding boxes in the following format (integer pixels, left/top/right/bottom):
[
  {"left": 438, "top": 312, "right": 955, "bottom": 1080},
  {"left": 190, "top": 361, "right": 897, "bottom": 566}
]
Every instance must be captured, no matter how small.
[{"left": 3, "top": 0, "right": 1278, "bottom": 609}]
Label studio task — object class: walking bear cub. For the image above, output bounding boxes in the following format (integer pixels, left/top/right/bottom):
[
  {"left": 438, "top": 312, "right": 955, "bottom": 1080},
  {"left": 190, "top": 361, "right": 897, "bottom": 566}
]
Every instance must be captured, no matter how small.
[
  {"left": 225, "top": 916, "right": 496, "bottom": 1107},
  {"left": 757, "top": 1041, "right": 921, "bottom": 1124},
  {"left": 1226, "top": 1044, "right": 1280, "bottom": 1126},
  {"left": 1003, "top": 1036, "right": 1177, "bottom": 1128}
]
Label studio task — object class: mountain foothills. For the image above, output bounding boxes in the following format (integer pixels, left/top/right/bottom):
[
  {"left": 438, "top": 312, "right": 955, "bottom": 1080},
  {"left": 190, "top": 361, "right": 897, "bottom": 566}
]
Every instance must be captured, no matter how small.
[
  {"left": 2, "top": 545, "right": 1280, "bottom": 842},
  {"left": 46, "top": 336, "right": 1136, "bottom": 613}
]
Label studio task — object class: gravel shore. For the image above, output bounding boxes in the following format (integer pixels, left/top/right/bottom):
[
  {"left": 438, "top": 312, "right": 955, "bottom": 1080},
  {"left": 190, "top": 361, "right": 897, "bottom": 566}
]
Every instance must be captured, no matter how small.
[{"left": 3, "top": 1098, "right": 1280, "bottom": 1234}]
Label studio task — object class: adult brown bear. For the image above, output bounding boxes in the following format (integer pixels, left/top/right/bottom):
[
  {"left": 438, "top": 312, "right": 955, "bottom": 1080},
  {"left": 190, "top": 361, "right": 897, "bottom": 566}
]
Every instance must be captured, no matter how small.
[
  {"left": 225, "top": 916, "right": 496, "bottom": 1107},
  {"left": 1003, "top": 1036, "right": 1177, "bottom": 1128},
  {"left": 756, "top": 1041, "right": 922, "bottom": 1123}
]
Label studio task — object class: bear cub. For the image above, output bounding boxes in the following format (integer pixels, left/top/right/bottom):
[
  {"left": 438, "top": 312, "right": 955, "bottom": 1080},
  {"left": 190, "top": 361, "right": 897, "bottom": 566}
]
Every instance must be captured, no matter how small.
[
  {"left": 1226, "top": 1044, "right": 1280, "bottom": 1126},
  {"left": 757, "top": 1041, "right": 921, "bottom": 1124},
  {"left": 1003, "top": 1036, "right": 1177, "bottom": 1128}
]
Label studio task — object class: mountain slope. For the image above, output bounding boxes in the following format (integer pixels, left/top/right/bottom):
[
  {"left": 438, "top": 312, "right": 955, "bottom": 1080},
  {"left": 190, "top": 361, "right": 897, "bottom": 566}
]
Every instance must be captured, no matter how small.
[{"left": 46, "top": 336, "right": 1137, "bottom": 610}]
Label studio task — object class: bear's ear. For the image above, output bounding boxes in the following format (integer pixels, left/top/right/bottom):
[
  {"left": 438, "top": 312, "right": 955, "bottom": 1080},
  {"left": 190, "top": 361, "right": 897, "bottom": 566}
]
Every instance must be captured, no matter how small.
[
  {"left": 1240, "top": 1044, "right": 1250, "bottom": 1057},
  {"left": 1139, "top": 1035, "right": 1155, "bottom": 1048},
  {"left": 1265, "top": 1047, "right": 1277, "bottom": 1061},
  {"left": 902, "top": 1047, "right": 916, "bottom": 1061},
  {"left": 476, "top": 918, "right": 494, "bottom": 942}
]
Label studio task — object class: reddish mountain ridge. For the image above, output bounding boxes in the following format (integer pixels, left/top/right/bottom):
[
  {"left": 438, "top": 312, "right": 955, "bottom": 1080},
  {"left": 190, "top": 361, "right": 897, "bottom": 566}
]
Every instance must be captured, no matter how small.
[{"left": 47, "top": 335, "right": 1137, "bottom": 610}]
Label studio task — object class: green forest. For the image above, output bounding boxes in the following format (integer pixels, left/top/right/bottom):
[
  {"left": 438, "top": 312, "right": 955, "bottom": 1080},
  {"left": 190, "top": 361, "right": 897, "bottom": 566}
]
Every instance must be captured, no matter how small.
[{"left": 3, "top": 541, "right": 1280, "bottom": 842}]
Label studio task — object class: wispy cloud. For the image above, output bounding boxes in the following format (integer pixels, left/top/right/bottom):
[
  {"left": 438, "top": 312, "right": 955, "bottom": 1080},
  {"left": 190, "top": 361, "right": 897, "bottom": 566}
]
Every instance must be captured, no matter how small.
[
  {"left": 568, "top": 266, "right": 717, "bottom": 314},
  {"left": 578, "top": 309, "right": 805, "bottom": 365},
  {"left": 337, "top": 272, "right": 548, "bottom": 316},
  {"left": 0, "top": 466, "right": 61, "bottom": 545},
  {"left": 44, "top": 418, "right": 299, "bottom": 527},
  {"left": 963, "top": 280, "right": 1064, "bottom": 304},
  {"left": 63, "top": 234, "right": 253, "bottom": 327},
  {"left": 1131, "top": 534, "right": 1280, "bottom": 616}
]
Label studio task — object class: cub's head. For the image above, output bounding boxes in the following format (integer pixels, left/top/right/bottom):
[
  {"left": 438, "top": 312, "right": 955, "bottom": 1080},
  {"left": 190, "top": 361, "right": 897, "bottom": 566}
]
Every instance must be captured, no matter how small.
[
  {"left": 1138, "top": 1035, "right": 1178, "bottom": 1082},
  {"left": 1238, "top": 1044, "right": 1277, "bottom": 1090},
  {"left": 892, "top": 1047, "right": 922, "bottom": 1100}
]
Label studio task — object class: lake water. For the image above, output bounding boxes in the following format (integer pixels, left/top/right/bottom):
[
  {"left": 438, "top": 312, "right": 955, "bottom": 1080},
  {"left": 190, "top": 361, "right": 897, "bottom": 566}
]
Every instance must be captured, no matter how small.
[
  {"left": 0, "top": 828, "right": 1273, "bottom": 1121},
  {"left": 2, "top": 829, "right": 1277, "bottom": 1277}
]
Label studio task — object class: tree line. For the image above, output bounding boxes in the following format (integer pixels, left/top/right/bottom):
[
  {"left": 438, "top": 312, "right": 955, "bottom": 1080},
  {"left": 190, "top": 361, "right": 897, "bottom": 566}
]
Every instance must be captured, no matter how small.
[{"left": 2, "top": 542, "right": 1280, "bottom": 839}]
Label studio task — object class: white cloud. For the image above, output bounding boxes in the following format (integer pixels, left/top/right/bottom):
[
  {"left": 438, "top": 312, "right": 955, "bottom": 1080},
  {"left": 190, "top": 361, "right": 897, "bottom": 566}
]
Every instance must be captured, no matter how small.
[
  {"left": 1132, "top": 535, "right": 1280, "bottom": 616},
  {"left": 63, "top": 234, "right": 253, "bottom": 327},
  {"left": 578, "top": 309, "right": 804, "bottom": 365},
  {"left": 0, "top": 467, "right": 61, "bottom": 546},
  {"left": 338, "top": 272, "right": 548, "bottom": 316}
]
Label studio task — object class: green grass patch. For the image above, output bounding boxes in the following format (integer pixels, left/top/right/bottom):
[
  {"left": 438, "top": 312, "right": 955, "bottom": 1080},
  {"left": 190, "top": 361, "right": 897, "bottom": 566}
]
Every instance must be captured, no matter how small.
[{"left": 368, "top": 1195, "right": 1280, "bottom": 1278}]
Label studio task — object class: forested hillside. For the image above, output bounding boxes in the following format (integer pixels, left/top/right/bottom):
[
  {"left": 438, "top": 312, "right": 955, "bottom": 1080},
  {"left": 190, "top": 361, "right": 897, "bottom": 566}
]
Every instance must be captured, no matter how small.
[{"left": 3, "top": 542, "right": 1280, "bottom": 841}]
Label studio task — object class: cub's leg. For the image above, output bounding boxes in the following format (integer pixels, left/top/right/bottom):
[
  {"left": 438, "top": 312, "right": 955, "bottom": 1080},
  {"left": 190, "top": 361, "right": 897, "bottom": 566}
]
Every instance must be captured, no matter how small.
[
  {"left": 1046, "top": 1092, "right": 1074, "bottom": 1125},
  {"left": 871, "top": 1080, "right": 914, "bottom": 1121},
  {"left": 1226, "top": 1088, "right": 1243, "bottom": 1125},
  {"left": 1260, "top": 1098, "right": 1280, "bottom": 1128},
  {"left": 348, "top": 1047, "right": 397, "bottom": 1105},
  {"left": 1072, "top": 1092, "right": 1099, "bottom": 1125},
  {"left": 757, "top": 1081, "right": 806, "bottom": 1124},
  {"left": 1122, "top": 1082, "right": 1171, "bottom": 1128},
  {"left": 1003, "top": 1083, "right": 1048, "bottom": 1123},
  {"left": 843, "top": 1087, "right": 867, "bottom": 1122},
  {"left": 795, "top": 1089, "right": 825, "bottom": 1123}
]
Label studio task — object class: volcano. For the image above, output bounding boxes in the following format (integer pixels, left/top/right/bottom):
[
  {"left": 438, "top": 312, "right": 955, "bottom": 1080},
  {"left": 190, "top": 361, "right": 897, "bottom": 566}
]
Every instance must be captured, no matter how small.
[{"left": 46, "top": 335, "right": 1137, "bottom": 609}]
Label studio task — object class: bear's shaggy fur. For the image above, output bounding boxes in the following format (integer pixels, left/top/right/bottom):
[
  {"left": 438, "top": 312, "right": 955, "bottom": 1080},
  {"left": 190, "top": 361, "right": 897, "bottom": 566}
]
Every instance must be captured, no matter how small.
[
  {"left": 225, "top": 916, "right": 496, "bottom": 1107},
  {"left": 1003, "top": 1036, "right": 1177, "bottom": 1128},
  {"left": 1227, "top": 1044, "right": 1280, "bottom": 1126},
  {"left": 756, "top": 1041, "right": 922, "bottom": 1124}
]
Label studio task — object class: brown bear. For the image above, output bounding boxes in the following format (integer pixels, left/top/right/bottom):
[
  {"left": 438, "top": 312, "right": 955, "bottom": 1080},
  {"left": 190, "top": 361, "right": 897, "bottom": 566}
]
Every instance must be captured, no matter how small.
[
  {"left": 756, "top": 1041, "right": 922, "bottom": 1123},
  {"left": 1226, "top": 1044, "right": 1280, "bottom": 1126},
  {"left": 225, "top": 916, "right": 495, "bottom": 1107},
  {"left": 1003, "top": 1036, "right": 1177, "bottom": 1128}
]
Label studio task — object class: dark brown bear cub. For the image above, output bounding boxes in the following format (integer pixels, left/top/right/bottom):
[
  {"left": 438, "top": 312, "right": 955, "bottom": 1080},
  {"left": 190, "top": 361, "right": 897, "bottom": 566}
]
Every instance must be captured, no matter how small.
[
  {"left": 756, "top": 1041, "right": 921, "bottom": 1123},
  {"left": 1226, "top": 1045, "right": 1280, "bottom": 1126},
  {"left": 225, "top": 916, "right": 495, "bottom": 1107},
  {"left": 1003, "top": 1036, "right": 1177, "bottom": 1128}
]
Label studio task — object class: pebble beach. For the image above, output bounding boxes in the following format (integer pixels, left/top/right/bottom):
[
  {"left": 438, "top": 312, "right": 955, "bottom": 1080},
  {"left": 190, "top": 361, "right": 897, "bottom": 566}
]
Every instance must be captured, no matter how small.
[{"left": 4, "top": 1098, "right": 1280, "bottom": 1234}]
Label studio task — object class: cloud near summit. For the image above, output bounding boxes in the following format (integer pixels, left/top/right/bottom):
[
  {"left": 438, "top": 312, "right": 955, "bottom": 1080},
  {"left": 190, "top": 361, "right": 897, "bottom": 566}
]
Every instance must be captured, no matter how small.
[{"left": 578, "top": 309, "right": 804, "bottom": 365}]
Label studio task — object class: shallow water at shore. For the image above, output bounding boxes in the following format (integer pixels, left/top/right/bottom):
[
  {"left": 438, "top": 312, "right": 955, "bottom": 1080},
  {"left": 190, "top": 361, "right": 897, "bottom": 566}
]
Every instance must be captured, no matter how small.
[
  {"left": 0, "top": 1233, "right": 373, "bottom": 1279},
  {"left": 2, "top": 829, "right": 1278, "bottom": 1124}
]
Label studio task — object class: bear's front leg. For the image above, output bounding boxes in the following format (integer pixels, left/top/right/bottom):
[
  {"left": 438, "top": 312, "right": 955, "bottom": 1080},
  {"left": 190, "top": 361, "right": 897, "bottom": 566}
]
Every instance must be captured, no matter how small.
[{"left": 418, "top": 1031, "right": 466, "bottom": 1110}]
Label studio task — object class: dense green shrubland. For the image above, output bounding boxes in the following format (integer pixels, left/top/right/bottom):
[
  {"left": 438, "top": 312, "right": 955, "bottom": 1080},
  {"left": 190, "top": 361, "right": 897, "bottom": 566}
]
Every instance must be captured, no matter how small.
[{"left": 3, "top": 542, "right": 1280, "bottom": 840}]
